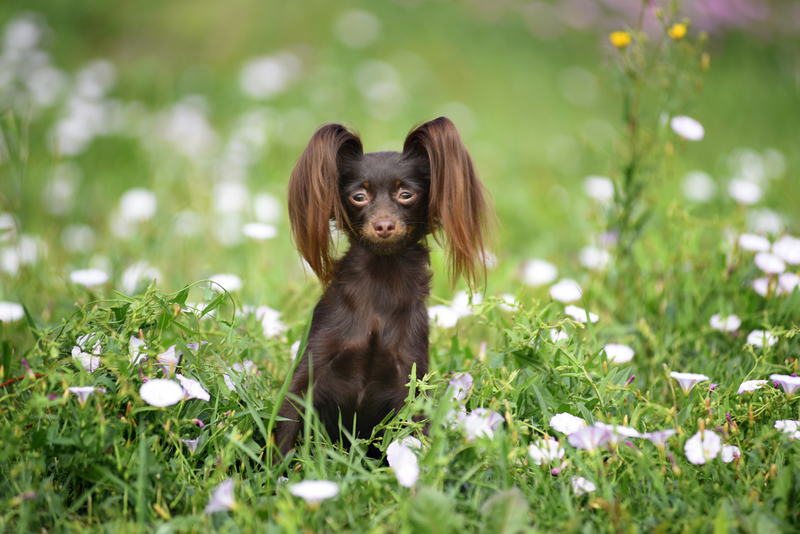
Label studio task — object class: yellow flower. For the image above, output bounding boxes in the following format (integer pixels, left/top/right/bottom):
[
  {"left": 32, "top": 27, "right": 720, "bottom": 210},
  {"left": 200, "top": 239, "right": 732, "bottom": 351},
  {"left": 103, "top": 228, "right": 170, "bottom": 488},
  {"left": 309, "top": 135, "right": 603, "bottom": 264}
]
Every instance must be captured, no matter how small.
[
  {"left": 609, "top": 31, "right": 631, "bottom": 49},
  {"left": 668, "top": 23, "right": 687, "bottom": 40}
]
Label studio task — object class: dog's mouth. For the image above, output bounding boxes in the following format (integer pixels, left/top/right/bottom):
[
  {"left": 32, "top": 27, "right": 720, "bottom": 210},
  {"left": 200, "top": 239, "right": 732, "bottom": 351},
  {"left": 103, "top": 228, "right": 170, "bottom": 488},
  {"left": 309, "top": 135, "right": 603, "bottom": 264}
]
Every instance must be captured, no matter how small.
[{"left": 355, "top": 224, "right": 418, "bottom": 255}]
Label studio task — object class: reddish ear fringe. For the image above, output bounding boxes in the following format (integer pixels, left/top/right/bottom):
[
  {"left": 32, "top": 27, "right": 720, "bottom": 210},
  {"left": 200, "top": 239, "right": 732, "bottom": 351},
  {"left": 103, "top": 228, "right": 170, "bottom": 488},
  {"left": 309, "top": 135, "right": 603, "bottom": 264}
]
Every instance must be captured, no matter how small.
[
  {"left": 403, "top": 117, "right": 496, "bottom": 290},
  {"left": 288, "top": 124, "right": 363, "bottom": 286}
]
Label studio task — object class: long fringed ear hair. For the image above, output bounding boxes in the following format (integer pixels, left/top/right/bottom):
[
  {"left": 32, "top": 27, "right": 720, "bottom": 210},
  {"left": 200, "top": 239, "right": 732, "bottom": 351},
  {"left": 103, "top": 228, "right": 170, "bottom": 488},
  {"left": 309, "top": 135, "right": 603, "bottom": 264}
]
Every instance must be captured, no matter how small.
[
  {"left": 288, "top": 124, "right": 363, "bottom": 286},
  {"left": 403, "top": 117, "right": 495, "bottom": 289}
]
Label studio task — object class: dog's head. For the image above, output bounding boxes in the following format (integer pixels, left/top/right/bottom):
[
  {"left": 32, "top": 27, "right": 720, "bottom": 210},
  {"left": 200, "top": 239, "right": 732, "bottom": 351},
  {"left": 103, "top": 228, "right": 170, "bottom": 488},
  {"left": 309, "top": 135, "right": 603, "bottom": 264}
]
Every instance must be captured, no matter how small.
[{"left": 288, "top": 117, "right": 494, "bottom": 287}]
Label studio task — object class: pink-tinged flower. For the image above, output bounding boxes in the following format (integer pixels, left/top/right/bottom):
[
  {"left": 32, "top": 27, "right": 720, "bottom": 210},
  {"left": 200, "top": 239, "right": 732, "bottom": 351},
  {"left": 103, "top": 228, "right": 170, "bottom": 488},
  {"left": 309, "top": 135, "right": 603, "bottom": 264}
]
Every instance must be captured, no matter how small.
[
  {"left": 204, "top": 479, "right": 236, "bottom": 514},
  {"left": 549, "top": 279, "right": 582, "bottom": 303},
  {"left": 754, "top": 252, "right": 786, "bottom": 275},
  {"left": 0, "top": 302, "right": 24, "bottom": 322},
  {"left": 777, "top": 273, "right": 799, "bottom": 296},
  {"left": 624, "top": 374, "right": 636, "bottom": 387},
  {"left": 139, "top": 379, "right": 184, "bottom": 407},
  {"left": 256, "top": 305, "right": 286, "bottom": 337},
  {"left": 69, "top": 268, "right": 109, "bottom": 288},
  {"left": 181, "top": 437, "right": 200, "bottom": 454},
  {"left": 550, "top": 413, "right": 586, "bottom": 435},
  {"left": 572, "top": 476, "right": 596, "bottom": 496},
  {"left": 567, "top": 425, "right": 613, "bottom": 452},
  {"left": 528, "top": 438, "right": 565, "bottom": 466},
  {"left": 770, "top": 374, "right": 800, "bottom": 395},
  {"left": 772, "top": 235, "right": 800, "bottom": 265},
  {"left": 747, "top": 330, "right": 777, "bottom": 348},
  {"left": 774, "top": 420, "right": 800, "bottom": 440},
  {"left": 68, "top": 386, "right": 100, "bottom": 405},
  {"left": 737, "top": 380, "right": 769, "bottom": 394},
  {"left": 464, "top": 408, "right": 504, "bottom": 441},
  {"left": 752, "top": 277, "right": 770, "bottom": 297},
  {"left": 670, "top": 116, "right": 704, "bottom": 141},
  {"left": 684, "top": 429, "right": 721, "bottom": 465},
  {"left": 669, "top": 372, "right": 710, "bottom": 393},
  {"left": 738, "top": 233, "right": 771, "bottom": 252},
  {"left": 156, "top": 345, "right": 180, "bottom": 377},
  {"left": 564, "top": 305, "right": 598, "bottom": 324},
  {"left": 595, "top": 422, "right": 641, "bottom": 444},
  {"left": 223, "top": 360, "right": 257, "bottom": 392},
  {"left": 130, "top": 336, "right": 147, "bottom": 365},
  {"left": 176, "top": 374, "right": 210, "bottom": 401},
  {"left": 602, "top": 344, "right": 634, "bottom": 364},
  {"left": 445, "top": 406, "right": 467, "bottom": 430},
  {"left": 72, "top": 335, "right": 102, "bottom": 372},
  {"left": 289, "top": 480, "right": 339, "bottom": 505},
  {"left": 709, "top": 314, "right": 741, "bottom": 332},
  {"left": 642, "top": 429, "right": 677, "bottom": 447},
  {"left": 448, "top": 372, "right": 473, "bottom": 403},
  {"left": 386, "top": 439, "right": 420, "bottom": 488},
  {"left": 721, "top": 445, "right": 741, "bottom": 463},
  {"left": 709, "top": 383, "right": 717, "bottom": 391},
  {"left": 192, "top": 418, "right": 205, "bottom": 428}
]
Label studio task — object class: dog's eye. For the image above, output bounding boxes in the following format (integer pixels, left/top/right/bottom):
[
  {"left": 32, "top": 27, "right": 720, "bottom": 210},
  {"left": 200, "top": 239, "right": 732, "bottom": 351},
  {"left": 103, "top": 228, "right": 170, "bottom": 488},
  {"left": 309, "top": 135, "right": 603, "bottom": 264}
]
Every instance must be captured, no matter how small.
[
  {"left": 352, "top": 193, "right": 367, "bottom": 203},
  {"left": 398, "top": 192, "right": 415, "bottom": 201}
]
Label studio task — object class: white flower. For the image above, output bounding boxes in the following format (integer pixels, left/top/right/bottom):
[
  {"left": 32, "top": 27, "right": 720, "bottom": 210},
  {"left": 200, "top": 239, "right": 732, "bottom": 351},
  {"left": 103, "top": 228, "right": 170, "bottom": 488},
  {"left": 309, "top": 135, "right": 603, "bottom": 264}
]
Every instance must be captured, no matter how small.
[
  {"left": 223, "top": 360, "right": 257, "bottom": 392},
  {"left": 747, "top": 330, "right": 777, "bottom": 348},
  {"left": 256, "top": 306, "right": 286, "bottom": 337},
  {"left": 583, "top": 176, "right": 614, "bottom": 204},
  {"left": 751, "top": 277, "right": 769, "bottom": 297},
  {"left": 445, "top": 406, "right": 468, "bottom": 430},
  {"left": 242, "top": 222, "right": 278, "bottom": 241},
  {"left": 209, "top": 273, "right": 242, "bottom": 293},
  {"left": 450, "top": 291, "right": 482, "bottom": 317},
  {"left": 176, "top": 374, "right": 211, "bottom": 401},
  {"left": 118, "top": 189, "right": 157, "bottom": 222},
  {"left": 120, "top": 261, "right": 161, "bottom": 295},
  {"left": 69, "top": 268, "right": 109, "bottom": 288},
  {"left": 746, "top": 208, "right": 783, "bottom": 235},
  {"left": 156, "top": 346, "right": 180, "bottom": 377},
  {"left": 528, "top": 438, "right": 565, "bottom": 466},
  {"left": 578, "top": 246, "right": 610, "bottom": 270},
  {"left": 642, "top": 429, "right": 677, "bottom": 447},
  {"left": 139, "top": 379, "right": 184, "bottom": 407},
  {"left": 386, "top": 440, "right": 420, "bottom": 488},
  {"left": 549, "top": 413, "right": 586, "bottom": 435},
  {"left": 669, "top": 372, "right": 710, "bottom": 393},
  {"left": 772, "top": 235, "right": 800, "bottom": 265},
  {"left": 181, "top": 437, "right": 200, "bottom": 454},
  {"left": 72, "top": 349, "right": 100, "bottom": 373},
  {"left": 595, "top": 422, "right": 642, "bottom": 445},
  {"left": 447, "top": 372, "right": 473, "bottom": 403},
  {"left": 778, "top": 273, "right": 800, "bottom": 296},
  {"left": 737, "top": 380, "right": 769, "bottom": 394},
  {"left": 253, "top": 193, "right": 281, "bottom": 223},
  {"left": 289, "top": 480, "right": 339, "bottom": 504},
  {"left": 602, "top": 344, "right": 634, "bottom": 364},
  {"left": 549, "top": 279, "right": 582, "bottom": 303},
  {"left": 335, "top": 10, "right": 381, "bottom": 48},
  {"left": 770, "top": 374, "right": 800, "bottom": 395},
  {"left": 684, "top": 429, "right": 721, "bottom": 465},
  {"left": 572, "top": 476, "right": 596, "bottom": 496},
  {"left": 721, "top": 445, "right": 741, "bottom": 463},
  {"left": 204, "top": 479, "right": 236, "bottom": 514},
  {"left": 550, "top": 330, "right": 569, "bottom": 343},
  {"left": 497, "top": 293, "right": 517, "bottom": 312},
  {"left": 130, "top": 336, "right": 147, "bottom": 365},
  {"left": 681, "top": 171, "right": 717, "bottom": 202},
  {"left": 69, "top": 386, "right": 100, "bottom": 405},
  {"left": 521, "top": 259, "right": 558, "bottom": 287},
  {"left": 239, "top": 53, "right": 300, "bottom": 100},
  {"left": 567, "top": 425, "right": 613, "bottom": 452},
  {"left": 754, "top": 252, "right": 785, "bottom": 274},
  {"left": 738, "top": 233, "right": 771, "bottom": 252},
  {"left": 0, "top": 302, "right": 24, "bottom": 322},
  {"left": 290, "top": 340, "right": 301, "bottom": 361},
  {"left": 774, "top": 420, "right": 800, "bottom": 440},
  {"left": 564, "top": 305, "right": 598, "bottom": 323},
  {"left": 428, "top": 305, "right": 460, "bottom": 328},
  {"left": 670, "top": 116, "right": 704, "bottom": 141},
  {"left": 709, "top": 314, "right": 741, "bottom": 332},
  {"left": 728, "top": 179, "right": 762, "bottom": 205},
  {"left": 464, "top": 408, "right": 504, "bottom": 441}
]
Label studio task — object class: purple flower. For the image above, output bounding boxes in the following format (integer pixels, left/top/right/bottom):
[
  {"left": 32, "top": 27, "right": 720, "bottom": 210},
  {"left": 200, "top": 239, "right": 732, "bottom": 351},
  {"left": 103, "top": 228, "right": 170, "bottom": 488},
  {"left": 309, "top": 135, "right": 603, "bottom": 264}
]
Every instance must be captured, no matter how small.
[
  {"left": 567, "top": 425, "right": 612, "bottom": 453},
  {"left": 205, "top": 479, "right": 236, "bottom": 514},
  {"left": 669, "top": 372, "right": 710, "bottom": 393},
  {"left": 448, "top": 372, "right": 474, "bottom": 403},
  {"left": 642, "top": 429, "right": 677, "bottom": 447},
  {"left": 770, "top": 374, "right": 800, "bottom": 395},
  {"left": 181, "top": 437, "right": 200, "bottom": 454},
  {"left": 176, "top": 374, "right": 210, "bottom": 401},
  {"left": 464, "top": 408, "right": 504, "bottom": 441}
]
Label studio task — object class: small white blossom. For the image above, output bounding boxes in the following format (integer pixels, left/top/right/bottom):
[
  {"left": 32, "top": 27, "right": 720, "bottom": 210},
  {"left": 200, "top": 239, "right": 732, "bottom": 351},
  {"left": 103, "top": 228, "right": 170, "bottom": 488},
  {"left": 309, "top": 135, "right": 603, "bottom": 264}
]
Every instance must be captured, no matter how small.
[
  {"left": 583, "top": 176, "right": 615, "bottom": 204},
  {"left": 564, "top": 305, "right": 598, "bottom": 323},
  {"left": 549, "top": 278, "right": 582, "bottom": 303},
  {"left": 528, "top": 438, "right": 565, "bottom": 466},
  {"left": 721, "top": 445, "right": 740, "bottom": 463},
  {"left": 428, "top": 305, "right": 460, "bottom": 328},
  {"left": 602, "top": 344, "right": 634, "bottom": 364},
  {"left": 754, "top": 252, "right": 785, "bottom": 274},
  {"left": 737, "top": 380, "right": 768, "bottom": 394},
  {"left": 289, "top": 480, "right": 339, "bottom": 504},
  {"left": 182, "top": 437, "right": 200, "bottom": 454},
  {"left": 772, "top": 235, "right": 800, "bottom": 265},
  {"left": 670, "top": 116, "right": 704, "bottom": 141},
  {"left": 778, "top": 273, "right": 799, "bottom": 296},
  {"left": 205, "top": 479, "right": 236, "bottom": 514},
  {"left": 684, "top": 429, "right": 721, "bottom": 465},
  {"left": 176, "top": 374, "right": 211, "bottom": 401},
  {"left": 774, "top": 420, "right": 800, "bottom": 440},
  {"left": 738, "top": 233, "right": 771, "bottom": 252},
  {"left": 572, "top": 476, "right": 596, "bottom": 496},
  {"left": 595, "top": 422, "right": 641, "bottom": 444},
  {"left": 709, "top": 314, "right": 741, "bottom": 332},
  {"left": 550, "top": 330, "right": 569, "bottom": 343},
  {"left": 549, "top": 413, "right": 586, "bottom": 435},
  {"left": 69, "top": 386, "right": 100, "bottom": 405},
  {"left": 728, "top": 179, "right": 762, "bottom": 205},
  {"left": 130, "top": 336, "right": 147, "bottom": 365},
  {"left": 567, "top": 425, "right": 613, "bottom": 452},
  {"left": 751, "top": 277, "right": 770, "bottom": 297},
  {"left": 747, "top": 330, "right": 777, "bottom": 348},
  {"left": 139, "top": 379, "right": 184, "bottom": 407},
  {"left": 464, "top": 408, "right": 504, "bottom": 441},
  {"left": 156, "top": 346, "right": 180, "bottom": 377},
  {"left": 578, "top": 246, "right": 610, "bottom": 270},
  {"left": 242, "top": 222, "right": 278, "bottom": 241},
  {"left": 70, "top": 268, "right": 109, "bottom": 288},
  {"left": 642, "top": 429, "right": 677, "bottom": 447},
  {"left": 521, "top": 259, "right": 558, "bottom": 287},
  {"left": 770, "top": 374, "right": 800, "bottom": 395},
  {"left": 670, "top": 372, "right": 710, "bottom": 393},
  {"left": 681, "top": 171, "right": 717, "bottom": 203},
  {"left": 386, "top": 440, "right": 420, "bottom": 488},
  {"left": 256, "top": 305, "right": 286, "bottom": 337},
  {"left": 0, "top": 302, "right": 24, "bottom": 323},
  {"left": 447, "top": 372, "right": 473, "bottom": 403},
  {"left": 210, "top": 273, "right": 242, "bottom": 293}
]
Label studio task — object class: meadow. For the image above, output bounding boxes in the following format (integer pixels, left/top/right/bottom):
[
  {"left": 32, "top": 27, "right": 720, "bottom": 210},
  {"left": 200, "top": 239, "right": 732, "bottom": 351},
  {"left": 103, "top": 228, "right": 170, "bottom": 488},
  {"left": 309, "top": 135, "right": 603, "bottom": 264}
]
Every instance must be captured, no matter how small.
[{"left": 1, "top": 0, "right": 800, "bottom": 532}]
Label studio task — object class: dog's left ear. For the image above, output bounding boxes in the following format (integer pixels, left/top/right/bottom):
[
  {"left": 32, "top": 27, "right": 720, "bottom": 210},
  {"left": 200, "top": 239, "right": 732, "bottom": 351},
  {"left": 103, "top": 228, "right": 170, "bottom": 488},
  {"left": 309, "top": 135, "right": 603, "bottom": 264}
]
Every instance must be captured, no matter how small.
[{"left": 403, "top": 117, "right": 495, "bottom": 289}]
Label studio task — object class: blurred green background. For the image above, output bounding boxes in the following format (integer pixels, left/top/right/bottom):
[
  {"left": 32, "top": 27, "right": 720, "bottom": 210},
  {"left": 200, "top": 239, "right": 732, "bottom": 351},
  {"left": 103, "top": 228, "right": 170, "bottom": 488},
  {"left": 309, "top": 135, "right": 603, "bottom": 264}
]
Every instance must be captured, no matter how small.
[{"left": 1, "top": 0, "right": 798, "bottom": 320}]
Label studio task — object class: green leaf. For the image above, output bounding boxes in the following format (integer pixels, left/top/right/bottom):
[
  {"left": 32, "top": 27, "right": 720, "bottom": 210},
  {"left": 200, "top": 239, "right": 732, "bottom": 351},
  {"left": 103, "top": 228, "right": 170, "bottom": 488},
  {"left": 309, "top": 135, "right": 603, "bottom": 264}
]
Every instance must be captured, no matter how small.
[
  {"left": 480, "top": 488, "right": 530, "bottom": 534},
  {"left": 408, "top": 487, "right": 462, "bottom": 534}
]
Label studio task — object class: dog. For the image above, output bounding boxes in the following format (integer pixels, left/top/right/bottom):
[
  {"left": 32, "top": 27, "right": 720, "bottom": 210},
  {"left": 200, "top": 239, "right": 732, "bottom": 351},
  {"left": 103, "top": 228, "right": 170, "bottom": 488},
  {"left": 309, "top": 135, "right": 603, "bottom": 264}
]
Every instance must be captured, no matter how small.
[{"left": 274, "top": 117, "right": 493, "bottom": 459}]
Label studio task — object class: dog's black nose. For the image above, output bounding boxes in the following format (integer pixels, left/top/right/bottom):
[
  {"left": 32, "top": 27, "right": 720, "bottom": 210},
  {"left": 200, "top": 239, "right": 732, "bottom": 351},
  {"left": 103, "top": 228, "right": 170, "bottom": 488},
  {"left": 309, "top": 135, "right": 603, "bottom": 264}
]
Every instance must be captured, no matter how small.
[{"left": 373, "top": 220, "right": 395, "bottom": 238}]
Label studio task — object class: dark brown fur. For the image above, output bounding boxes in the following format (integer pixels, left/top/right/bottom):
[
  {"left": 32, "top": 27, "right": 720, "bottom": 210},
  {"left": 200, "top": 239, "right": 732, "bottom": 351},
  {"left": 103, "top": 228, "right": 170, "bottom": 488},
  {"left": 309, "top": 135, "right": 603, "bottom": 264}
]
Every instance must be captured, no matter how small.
[{"left": 276, "top": 117, "right": 494, "bottom": 459}]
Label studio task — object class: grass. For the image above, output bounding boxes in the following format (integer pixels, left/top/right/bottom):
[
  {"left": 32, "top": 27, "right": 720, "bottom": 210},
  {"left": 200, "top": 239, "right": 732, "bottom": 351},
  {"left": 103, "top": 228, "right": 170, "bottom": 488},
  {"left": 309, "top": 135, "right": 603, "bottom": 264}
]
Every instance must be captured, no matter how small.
[{"left": 2, "top": 1, "right": 800, "bottom": 532}]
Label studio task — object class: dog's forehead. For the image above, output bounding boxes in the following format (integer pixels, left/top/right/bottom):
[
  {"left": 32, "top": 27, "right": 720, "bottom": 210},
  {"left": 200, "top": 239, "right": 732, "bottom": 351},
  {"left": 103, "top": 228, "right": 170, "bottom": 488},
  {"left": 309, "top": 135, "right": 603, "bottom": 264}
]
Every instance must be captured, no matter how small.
[{"left": 356, "top": 152, "right": 417, "bottom": 184}]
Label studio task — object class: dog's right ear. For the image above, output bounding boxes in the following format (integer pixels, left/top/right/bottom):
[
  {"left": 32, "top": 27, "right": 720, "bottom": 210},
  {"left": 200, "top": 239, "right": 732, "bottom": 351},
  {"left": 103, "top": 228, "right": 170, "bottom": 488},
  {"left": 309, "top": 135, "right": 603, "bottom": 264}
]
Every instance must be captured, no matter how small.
[{"left": 288, "top": 123, "right": 363, "bottom": 286}]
